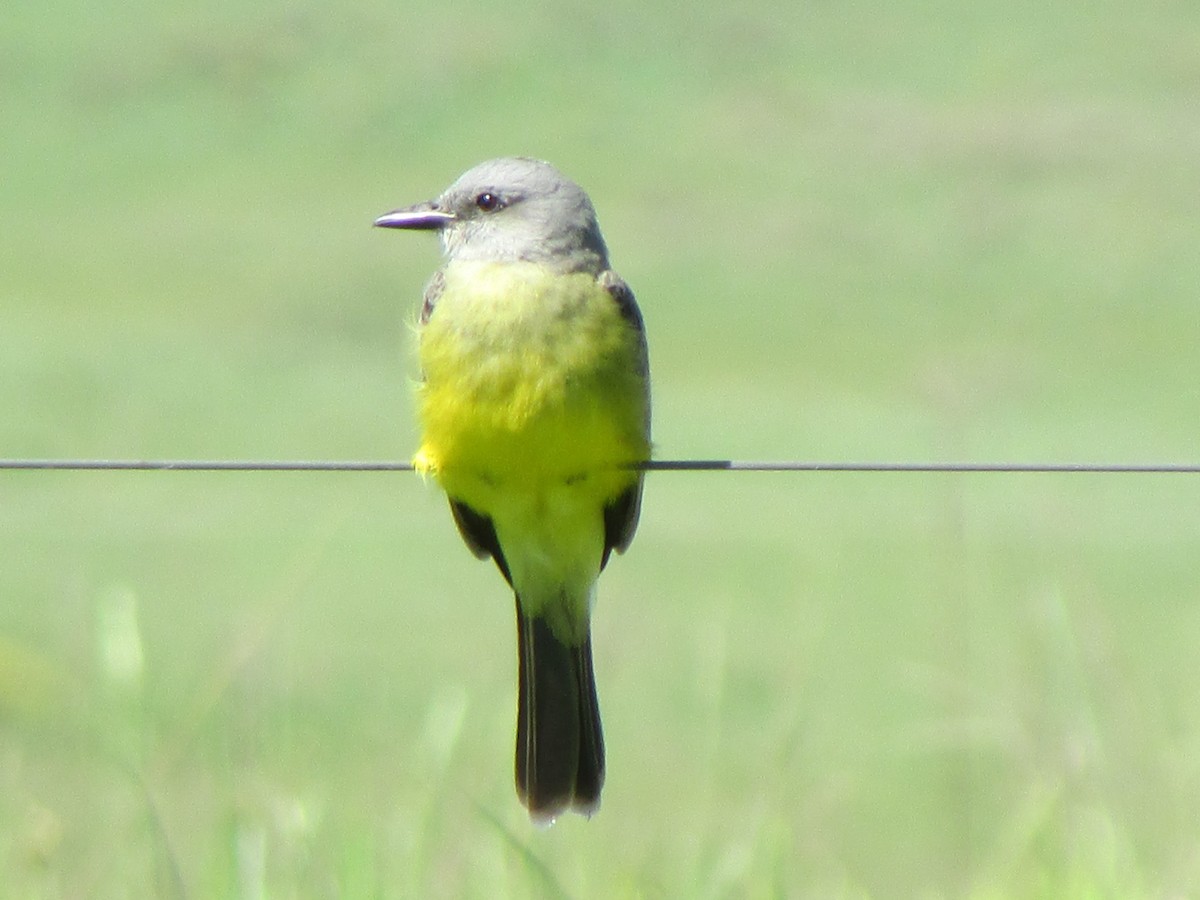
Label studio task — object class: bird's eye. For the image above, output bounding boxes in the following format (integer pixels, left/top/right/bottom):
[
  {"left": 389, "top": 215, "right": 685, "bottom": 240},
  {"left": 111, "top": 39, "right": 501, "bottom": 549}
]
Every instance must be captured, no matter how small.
[{"left": 475, "top": 192, "right": 503, "bottom": 212}]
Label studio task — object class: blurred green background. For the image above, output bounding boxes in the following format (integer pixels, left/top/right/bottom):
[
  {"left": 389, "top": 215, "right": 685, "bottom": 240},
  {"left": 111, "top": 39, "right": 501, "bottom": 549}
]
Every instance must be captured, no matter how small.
[{"left": 3, "top": 0, "right": 1200, "bottom": 896}]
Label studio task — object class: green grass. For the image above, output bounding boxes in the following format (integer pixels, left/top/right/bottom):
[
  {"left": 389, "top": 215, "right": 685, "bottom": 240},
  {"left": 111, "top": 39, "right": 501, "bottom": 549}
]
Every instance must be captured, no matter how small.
[{"left": 3, "top": 0, "right": 1200, "bottom": 895}]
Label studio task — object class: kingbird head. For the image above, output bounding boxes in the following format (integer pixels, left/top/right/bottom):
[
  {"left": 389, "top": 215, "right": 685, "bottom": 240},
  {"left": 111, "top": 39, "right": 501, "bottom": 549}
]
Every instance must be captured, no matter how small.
[{"left": 375, "top": 157, "right": 610, "bottom": 274}]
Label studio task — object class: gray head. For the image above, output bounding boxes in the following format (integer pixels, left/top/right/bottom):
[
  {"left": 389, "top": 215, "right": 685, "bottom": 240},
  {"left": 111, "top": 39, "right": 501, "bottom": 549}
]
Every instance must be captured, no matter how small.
[{"left": 375, "top": 157, "right": 610, "bottom": 274}]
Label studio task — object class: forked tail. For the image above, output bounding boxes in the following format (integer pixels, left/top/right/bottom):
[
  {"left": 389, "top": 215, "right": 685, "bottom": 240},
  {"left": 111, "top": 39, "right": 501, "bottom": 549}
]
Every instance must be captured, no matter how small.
[{"left": 514, "top": 596, "right": 604, "bottom": 822}]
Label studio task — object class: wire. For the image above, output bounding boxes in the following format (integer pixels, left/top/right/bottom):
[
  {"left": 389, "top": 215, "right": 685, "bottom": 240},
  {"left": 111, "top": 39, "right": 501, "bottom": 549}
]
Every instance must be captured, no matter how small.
[
  {"left": 644, "top": 460, "right": 1200, "bottom": 473},
  {"left": 2, "top": 458, "right": 1200, "bottom": 474},
  {"left": 0, "top": 459, "right": 414, "bottom": 471}
]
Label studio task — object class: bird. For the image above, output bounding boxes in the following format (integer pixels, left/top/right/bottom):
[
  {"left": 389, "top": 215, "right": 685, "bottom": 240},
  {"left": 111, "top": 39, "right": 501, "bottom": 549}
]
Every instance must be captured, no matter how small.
[{"left": 375, "top": 157, "right": 651, "bottom": 822}]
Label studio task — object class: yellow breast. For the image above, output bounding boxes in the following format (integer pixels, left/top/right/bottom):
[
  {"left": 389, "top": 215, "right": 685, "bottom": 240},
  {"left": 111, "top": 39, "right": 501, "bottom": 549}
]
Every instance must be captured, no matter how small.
[{"left": 414, "top": 260, "right": 649, "bottom": 510}]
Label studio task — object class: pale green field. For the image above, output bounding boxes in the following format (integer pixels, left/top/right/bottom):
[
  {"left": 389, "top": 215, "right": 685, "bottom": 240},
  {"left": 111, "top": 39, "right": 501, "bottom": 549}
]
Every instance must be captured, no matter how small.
[{"left": 3, "top": 1, "right": 1200, "bottom": 896}]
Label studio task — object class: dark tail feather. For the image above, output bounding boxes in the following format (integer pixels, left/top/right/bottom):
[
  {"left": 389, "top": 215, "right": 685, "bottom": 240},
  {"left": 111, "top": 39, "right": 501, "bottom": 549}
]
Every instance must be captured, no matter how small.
[{"left": 514, "top": 596, "right": 605, "bottom": 821}]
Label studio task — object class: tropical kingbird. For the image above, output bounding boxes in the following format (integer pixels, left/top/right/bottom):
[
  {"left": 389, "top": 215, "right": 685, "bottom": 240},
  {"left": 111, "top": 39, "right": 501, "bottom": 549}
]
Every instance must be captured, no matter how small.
[{"left": 375, "top": 158, "right": 651, "bottom": 821}]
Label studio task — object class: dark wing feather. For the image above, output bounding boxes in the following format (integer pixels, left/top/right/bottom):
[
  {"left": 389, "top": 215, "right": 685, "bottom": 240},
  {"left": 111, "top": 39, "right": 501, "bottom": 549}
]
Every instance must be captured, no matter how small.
[
  {"left": 601, "top": 484, "right": 642, "bottom": 571},
  {"left": 449, "top": 499, "right": 513, "bottom": 586},
  {"left": 597, "top": 270, "right": 651, "bottom": 568},
  {"left": 420, "top": 269, "right": 446, "bottom": 325}
]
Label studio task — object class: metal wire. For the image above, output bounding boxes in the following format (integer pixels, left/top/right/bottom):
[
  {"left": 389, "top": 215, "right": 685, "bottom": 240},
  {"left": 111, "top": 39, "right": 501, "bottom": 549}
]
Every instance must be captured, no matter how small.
[
  {"left": 0, "top": 459, "right": 413, "bottom": 471},
  {"left": 2, "top": 458, "right": 1200, "bottom": 474}
]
